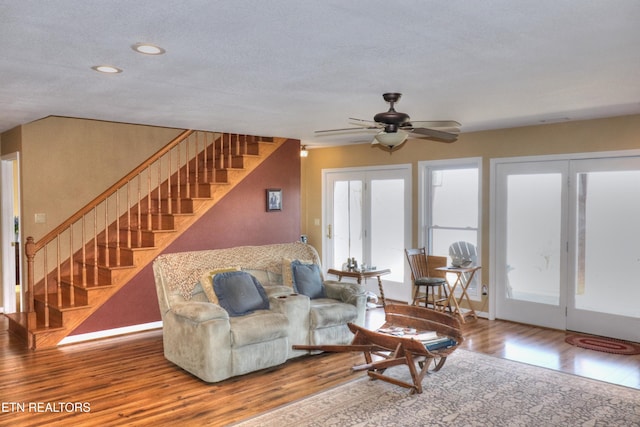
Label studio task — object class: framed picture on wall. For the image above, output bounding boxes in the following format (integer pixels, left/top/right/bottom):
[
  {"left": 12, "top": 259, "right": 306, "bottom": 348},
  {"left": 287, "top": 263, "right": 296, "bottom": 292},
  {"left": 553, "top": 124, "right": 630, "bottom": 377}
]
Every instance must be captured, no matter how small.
[{"left": 266, "top": 188, "right": 282, "bottom": 212}]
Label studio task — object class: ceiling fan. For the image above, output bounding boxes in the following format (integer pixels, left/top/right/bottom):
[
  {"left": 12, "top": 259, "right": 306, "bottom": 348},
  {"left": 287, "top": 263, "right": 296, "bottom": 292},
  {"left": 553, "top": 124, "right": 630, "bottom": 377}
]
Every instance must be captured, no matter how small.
[{"left": 315, "top": 93, "right": 460, "bottom": 151}]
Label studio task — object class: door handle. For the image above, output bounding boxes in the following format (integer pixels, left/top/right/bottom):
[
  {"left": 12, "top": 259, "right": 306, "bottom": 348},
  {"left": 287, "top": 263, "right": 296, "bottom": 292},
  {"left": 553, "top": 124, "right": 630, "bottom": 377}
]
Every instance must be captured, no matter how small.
[{"left": 327, "top": 224, "right": 332, "bottom": 239}]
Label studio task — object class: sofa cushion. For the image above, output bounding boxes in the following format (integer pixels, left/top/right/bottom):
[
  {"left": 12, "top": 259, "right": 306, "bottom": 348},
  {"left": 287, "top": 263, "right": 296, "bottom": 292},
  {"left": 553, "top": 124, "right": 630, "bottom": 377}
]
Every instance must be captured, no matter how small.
[
  {"left": 241, "top": 268, "right": 283, "bottom": 286},
  {"left": 229, "top": 311, "right": 289, "bottom": 347},
  {"left": 309, "top": 299, "right": 358, "bottom": 328},
  {"left": 213, "top": 271, "right": 269, "bottom": 317},
  {"left": 281, "top": 258, "right": 313, "bottom": 287},
  {"left": 291, "top": 260, "right": 326, "bottom": 299},
  {"left": 200, "top": 267, "right": 241, "bottom": 304}
]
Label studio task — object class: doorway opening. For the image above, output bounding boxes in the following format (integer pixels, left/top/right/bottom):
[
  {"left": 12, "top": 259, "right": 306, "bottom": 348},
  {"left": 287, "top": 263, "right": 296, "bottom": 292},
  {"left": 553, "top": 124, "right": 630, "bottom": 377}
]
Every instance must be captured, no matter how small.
[{"left": 1, "top": 153, "right": 21, "bottom": 314}]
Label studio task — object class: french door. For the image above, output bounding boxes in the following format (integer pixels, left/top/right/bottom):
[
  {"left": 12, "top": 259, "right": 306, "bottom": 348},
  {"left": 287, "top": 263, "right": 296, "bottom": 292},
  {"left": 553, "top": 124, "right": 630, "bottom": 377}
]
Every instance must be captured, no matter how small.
[
  {"left": 494, "top": 155, "right": 640, "bottom": 342},
  {"left": 323, "top": 165, "right": 411, "bottom": 302},
  {"left": 566, "top": 157, "right": 640, "bottom": 341},
  {"left": 494, "top": 160, "right": 569, "bottom": 330}
]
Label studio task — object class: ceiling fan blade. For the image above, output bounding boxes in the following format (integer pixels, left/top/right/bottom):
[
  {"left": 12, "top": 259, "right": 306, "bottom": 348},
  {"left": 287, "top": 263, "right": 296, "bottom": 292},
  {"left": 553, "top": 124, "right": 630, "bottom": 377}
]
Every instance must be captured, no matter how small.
[
  {"left": 418, "top": 126, "right": 460, "bottom": 134},
  {"left": 315, "top": 126, "right": 378, "bottom": 134},
  {"left": 348, "top": 117, "right": 377, "bottom": 124},
  {"left": 347, "top": 118, "right": 384, "bottom": 129},
  {"left": 410, "top": 127, "right": 458, "bottom": 142},
  {"left": 408, "top": 120, "right": 461, "bottom": 129}
]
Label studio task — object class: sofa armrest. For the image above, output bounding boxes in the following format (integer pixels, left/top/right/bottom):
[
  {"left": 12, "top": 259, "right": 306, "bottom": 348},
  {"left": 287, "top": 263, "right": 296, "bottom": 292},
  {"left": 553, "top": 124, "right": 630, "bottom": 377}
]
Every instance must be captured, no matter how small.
[
  {"left": 323, "top": 281, "right": 367, "bottom": 327},
  {"left": 324, "top": 280, "right": 365, "bottom": 305},
  {"left": 263, "top": 285, "right": 293, "bottom": 298},
  {"left": 269, "top": 293, "right": 311, "bottom": 358},
  {"left": 162, "top": 302, "right": 233, "bottom": 383},
  {"left": 171, "top": 301, "right": 229, "bottom": 323}
]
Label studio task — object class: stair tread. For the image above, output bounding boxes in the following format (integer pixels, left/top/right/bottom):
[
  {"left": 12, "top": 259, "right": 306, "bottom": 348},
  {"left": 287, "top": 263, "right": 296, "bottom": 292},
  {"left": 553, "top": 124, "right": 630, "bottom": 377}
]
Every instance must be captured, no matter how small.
[
  {"left": 61, "top": 277, "right": 114, "bottom": 287},
  {"left": 97, "top": 243, "right": 158, "bottom": 250},
  {"left": 36, "top": 298, "right": 91, "bottom": 312},
  {"left": 80, "top": 262, "right": 136, "bottom": 270},
  {"left": 30, "top": 325, "right": 67, "bottom": 334},
  {"left": 7, "top": 312, "right": 68, "bottom": 334},
  {"left": 130, "top": 228, "right": 176, "bottom": 233},
  {"left": 116, "top": 227, "right": 180, "bottom": 234}
]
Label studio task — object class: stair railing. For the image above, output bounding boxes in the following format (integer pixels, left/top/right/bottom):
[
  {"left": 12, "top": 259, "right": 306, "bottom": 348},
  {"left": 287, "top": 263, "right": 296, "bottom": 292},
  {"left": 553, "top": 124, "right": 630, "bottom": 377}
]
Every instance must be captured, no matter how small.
[{"left": 23, "top": 130, "right": 257, "bottom": 332}]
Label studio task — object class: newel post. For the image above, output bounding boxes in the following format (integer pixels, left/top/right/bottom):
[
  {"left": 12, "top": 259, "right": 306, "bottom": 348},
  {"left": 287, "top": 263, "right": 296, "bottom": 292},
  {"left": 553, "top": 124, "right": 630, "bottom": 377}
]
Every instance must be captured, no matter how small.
[{"left": 25, "top": 236, "right": 36, "bottom": 314}]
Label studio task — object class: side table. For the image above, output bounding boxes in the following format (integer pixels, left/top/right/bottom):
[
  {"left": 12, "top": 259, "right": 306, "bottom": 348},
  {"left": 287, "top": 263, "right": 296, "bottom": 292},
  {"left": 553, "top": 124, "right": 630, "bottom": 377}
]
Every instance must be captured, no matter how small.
[
  {"left": 327, "top": 268, "right": 391, "bottom": 307},
  {"left": 436, "top": 265, "right": 481, "bottom": 323}
]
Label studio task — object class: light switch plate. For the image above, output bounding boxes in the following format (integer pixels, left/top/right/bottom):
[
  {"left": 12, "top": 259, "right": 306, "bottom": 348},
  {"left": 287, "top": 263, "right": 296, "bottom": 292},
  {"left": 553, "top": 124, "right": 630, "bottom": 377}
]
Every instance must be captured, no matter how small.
[{"left": 34, "top": 213, "right": 46, "bottom": 224}]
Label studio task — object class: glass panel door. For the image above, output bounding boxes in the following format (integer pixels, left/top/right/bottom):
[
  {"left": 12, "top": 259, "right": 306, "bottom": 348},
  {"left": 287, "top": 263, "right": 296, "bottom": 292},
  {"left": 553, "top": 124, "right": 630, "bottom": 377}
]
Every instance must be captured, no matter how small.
[
  {"left": 370, "top": 177, "right": 405, "bottom": 284},
  {"left": 332, "top": 179, "right": 363, "bottom": 269},
  {"left": 494, "top": 161, "right": 568, "bottom": 329},
  {"left": 324, "top": 166, "right": 411, "bottom": 302},
  {"left": 567, "top": 157, "right": 640, "bottom": 342}
]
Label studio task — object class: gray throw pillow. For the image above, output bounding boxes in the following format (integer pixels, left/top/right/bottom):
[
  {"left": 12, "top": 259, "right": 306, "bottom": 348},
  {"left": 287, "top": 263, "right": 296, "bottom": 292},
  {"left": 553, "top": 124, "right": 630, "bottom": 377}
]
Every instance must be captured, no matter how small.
[
  {"left": 291, "top": 260, "right": 326, "bottom": 299},
  {"left": 213, "top": 271, "right": 269, "bottom": 316}
]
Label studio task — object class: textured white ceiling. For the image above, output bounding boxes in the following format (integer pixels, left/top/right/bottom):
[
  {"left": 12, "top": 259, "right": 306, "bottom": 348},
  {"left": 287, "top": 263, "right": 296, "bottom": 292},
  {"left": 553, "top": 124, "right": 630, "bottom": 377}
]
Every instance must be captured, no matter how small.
[{"left": 1, "top": 1, "right": 639, "bottom": 147}]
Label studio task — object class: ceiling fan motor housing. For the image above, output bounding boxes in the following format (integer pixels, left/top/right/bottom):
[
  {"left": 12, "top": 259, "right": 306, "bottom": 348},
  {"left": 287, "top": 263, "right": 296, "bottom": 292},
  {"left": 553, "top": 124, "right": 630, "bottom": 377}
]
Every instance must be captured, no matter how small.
[{"left": 374, "top": 93, "right": 410, "bottom": 132}]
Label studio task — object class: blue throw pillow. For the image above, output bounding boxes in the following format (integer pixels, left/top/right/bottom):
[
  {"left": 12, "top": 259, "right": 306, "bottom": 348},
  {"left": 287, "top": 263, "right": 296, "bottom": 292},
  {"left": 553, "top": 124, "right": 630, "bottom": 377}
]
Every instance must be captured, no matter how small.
[
  {"left": 291, "top": 260, "right": 326, "bottom": 299},
  {"left": 213, "top": 271, "right": 269, "bottom": 317}
]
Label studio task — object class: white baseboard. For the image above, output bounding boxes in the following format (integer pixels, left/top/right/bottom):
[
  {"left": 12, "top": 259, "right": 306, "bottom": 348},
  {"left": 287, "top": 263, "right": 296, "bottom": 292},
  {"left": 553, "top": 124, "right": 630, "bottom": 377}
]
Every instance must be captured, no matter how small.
[{"left": 58, "top": 321, "right": 163, "bottom": 346}]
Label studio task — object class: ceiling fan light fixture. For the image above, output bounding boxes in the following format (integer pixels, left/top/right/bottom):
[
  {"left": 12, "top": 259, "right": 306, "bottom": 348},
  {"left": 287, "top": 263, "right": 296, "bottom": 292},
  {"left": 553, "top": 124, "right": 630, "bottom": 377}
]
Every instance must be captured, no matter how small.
[{"left": 373, "top": 129, "right": 408, "bottom": 149}]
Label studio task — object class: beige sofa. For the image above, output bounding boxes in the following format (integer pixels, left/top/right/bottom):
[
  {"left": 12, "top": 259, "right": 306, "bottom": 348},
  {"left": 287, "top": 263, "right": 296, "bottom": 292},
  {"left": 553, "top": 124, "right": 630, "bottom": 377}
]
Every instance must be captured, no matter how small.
[{"left": 152, "top": 242, "right": 366, "bottom": 383}]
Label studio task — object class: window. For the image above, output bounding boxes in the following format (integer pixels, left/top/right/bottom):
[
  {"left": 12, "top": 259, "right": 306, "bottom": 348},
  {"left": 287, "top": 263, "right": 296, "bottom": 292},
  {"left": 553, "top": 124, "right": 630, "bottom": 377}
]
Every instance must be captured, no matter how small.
[{"left": 419, "top": 158, "right": 481, "bottom": 298}]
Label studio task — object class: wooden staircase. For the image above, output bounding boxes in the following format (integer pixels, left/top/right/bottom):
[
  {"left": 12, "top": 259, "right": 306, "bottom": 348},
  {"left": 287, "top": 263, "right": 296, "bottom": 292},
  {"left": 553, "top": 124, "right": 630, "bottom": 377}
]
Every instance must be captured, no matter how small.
[{"left": 7, "top": 130, "right": 288, "bottom": 349}]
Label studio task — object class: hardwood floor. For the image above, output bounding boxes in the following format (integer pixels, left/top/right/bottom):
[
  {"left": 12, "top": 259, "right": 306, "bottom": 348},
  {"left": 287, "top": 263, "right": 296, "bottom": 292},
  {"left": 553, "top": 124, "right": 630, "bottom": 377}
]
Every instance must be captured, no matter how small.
[{"left": 1, "top": 309, "right": 638, "bottom": 426}]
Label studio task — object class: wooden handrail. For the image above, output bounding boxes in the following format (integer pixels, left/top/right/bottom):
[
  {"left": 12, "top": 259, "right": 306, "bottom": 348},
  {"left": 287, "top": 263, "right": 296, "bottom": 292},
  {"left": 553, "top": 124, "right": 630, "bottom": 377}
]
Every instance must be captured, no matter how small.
[{"left": 30, "top": 129, "right": 194, "bottom": 252}]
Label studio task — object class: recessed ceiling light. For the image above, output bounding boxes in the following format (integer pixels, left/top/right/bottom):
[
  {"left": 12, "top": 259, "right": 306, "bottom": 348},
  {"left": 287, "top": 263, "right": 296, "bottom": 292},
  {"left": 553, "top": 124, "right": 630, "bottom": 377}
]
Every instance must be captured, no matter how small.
[
  {"left": 91, "top": 65, "right": 123, "bottom": 74},
  {"left": 539, "top": 117, "right": 570, "bottom": 123},
  {"left": 132, "top": 43, "right": 166, "bottom": 55}
]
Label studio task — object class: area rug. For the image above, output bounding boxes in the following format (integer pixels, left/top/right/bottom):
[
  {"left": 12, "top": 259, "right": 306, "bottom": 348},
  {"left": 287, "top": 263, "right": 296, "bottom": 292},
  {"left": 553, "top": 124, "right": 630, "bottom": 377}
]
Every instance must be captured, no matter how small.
[
  {"left": 232, "top": 350, "right": 639, "bottom": 427},
  {"left": 565, "top": 334, "right": 640, "bottom": 355}
]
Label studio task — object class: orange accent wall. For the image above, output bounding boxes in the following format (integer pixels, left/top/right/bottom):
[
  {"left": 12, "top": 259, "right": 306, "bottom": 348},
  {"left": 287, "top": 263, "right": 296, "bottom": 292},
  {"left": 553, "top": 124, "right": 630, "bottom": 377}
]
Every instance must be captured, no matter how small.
[{"left": 71, "top": 139, "right": 301, "bottom": 335}]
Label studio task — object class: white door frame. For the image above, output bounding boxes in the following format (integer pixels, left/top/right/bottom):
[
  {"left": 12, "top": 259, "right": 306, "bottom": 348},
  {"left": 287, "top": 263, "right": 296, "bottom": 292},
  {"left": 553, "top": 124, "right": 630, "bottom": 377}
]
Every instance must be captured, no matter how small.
[
  {"left": 1, "top": 152, "right": 20, "bottom": 314},
  {"left": 322, "top": 164, "right": 412, "bottom": 302}
]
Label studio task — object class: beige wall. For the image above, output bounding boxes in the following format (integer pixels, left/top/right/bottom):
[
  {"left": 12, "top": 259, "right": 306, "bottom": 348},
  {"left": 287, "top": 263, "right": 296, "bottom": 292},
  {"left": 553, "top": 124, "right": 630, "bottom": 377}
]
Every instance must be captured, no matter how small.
[
  {"left": 301, "top": 114, "right": 640, "bottom": 308},
  {"left": 0, "top": 125, "right": 22, "bottom": 155},
  {"left": 0, "top": 117, "right": 182, "bottom": 309},
  {"left": 19, "top": 117, "right": 183, "bottom": 241}
]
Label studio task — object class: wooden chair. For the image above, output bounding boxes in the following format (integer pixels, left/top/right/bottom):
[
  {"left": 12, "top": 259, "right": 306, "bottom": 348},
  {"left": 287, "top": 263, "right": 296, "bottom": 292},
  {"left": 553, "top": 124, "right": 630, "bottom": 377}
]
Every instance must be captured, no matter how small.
[
  {"left": 405, "top": 248, "right": 449, "bottom": 311},
  {"left": 292, "top": 304, "right": 463, "bottom": 394}
]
